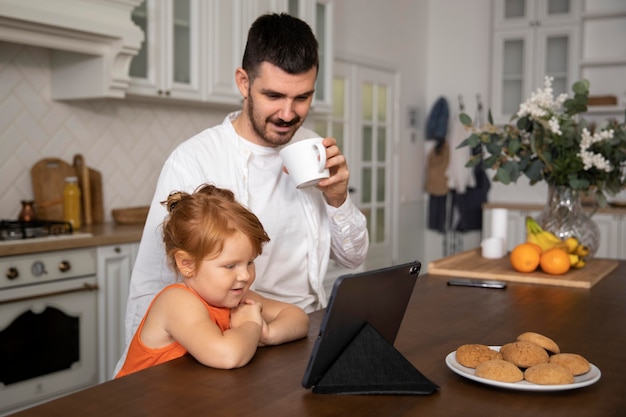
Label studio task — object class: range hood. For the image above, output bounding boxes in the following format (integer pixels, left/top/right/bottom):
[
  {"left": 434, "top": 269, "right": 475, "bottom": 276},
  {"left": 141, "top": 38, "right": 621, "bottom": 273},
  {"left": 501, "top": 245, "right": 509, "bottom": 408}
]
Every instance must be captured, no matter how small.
[{"left": 0, "top": 0, "right": 144, "bottom": 99}]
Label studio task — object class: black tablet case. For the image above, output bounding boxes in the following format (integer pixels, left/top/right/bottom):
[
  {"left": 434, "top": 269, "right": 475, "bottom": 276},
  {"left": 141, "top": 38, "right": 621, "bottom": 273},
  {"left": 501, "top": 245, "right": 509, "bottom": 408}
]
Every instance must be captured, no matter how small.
[
  {"left": 312, "top": 323, "right": 438, "bottom": 395},
  {"left": 302, "top": 261, "right": 438, "bottom": 395}
]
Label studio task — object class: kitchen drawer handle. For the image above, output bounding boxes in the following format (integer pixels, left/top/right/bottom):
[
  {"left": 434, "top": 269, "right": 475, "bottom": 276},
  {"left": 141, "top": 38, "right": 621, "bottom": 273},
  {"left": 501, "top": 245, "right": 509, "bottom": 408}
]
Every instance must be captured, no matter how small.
[{"left": 0, "top": 283, "right": 99, "bottom": 305}]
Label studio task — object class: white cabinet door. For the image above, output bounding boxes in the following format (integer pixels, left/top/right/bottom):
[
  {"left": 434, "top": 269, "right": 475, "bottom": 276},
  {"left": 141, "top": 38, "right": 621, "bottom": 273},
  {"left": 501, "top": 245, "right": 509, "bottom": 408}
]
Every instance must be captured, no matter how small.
[
  {"left": 491, "top": 28, "right": 535, "bottom": 119},
  {"left": 493, "top": 0, "right": 581, "bottom": 29},
  {"left": 533, "top": 23, "right": 580, "bottom": 96},
  {"left": 204, "top": 0, "right": 241, "bottom": 103},
  {"left": 491, "top": 0, "right": 581, "bottom": 124},
  {"left": 165, "top": 0, "right": 202, "bottom": 99},
  {"left": 97, "top": 243, "right": 139, "bottom": 382},
  {"left": 126, "top": 0, "right": 331, "bottom": 106},
  {"left": 127, "top": 0, "right": 159, "bottom": 95},
  {"left": 128, "top": 0, "right": 203, "bottom": 101},
  {"left": 593, "top": 213, "right": 624, "bottom": 259},
  {"left": 286, "top": 0, "right": 333, "bottom": 112}
]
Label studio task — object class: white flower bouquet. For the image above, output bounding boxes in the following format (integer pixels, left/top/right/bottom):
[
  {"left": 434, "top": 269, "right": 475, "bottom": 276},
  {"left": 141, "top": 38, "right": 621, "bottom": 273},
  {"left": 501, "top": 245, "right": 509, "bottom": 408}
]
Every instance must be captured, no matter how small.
[{"left": 458, "top": 76, "right": 626, "bottom": 206}]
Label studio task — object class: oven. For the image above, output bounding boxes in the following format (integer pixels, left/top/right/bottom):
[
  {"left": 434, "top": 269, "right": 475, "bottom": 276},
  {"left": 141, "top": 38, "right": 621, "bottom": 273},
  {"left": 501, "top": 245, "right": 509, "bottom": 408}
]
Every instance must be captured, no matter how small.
[{"left": 0, "top": 247, "right": 99, "bottom": 415}]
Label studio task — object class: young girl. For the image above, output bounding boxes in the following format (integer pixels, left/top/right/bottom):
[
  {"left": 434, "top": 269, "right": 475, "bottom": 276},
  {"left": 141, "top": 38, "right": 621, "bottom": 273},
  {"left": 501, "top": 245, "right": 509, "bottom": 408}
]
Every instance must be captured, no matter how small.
[{"left": 116, "top": 184, "right": 310, "bottom": 377}]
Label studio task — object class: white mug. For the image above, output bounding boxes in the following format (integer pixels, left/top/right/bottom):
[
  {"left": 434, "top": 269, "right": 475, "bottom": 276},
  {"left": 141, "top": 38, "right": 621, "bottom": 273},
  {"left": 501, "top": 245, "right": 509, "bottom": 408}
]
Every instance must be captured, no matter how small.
[
  {"left": 279, "top": 137, "right": 330, "bottom": 189},
  {"left": 481, "top": 236, "right": 506, "bottom": 259}
]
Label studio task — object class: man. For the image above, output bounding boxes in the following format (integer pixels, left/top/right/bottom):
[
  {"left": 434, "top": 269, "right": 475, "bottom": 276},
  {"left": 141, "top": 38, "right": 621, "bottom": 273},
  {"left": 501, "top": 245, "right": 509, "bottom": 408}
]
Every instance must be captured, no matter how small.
[{"left": 123, "top": 13, "right": 369, "bottom": 352}]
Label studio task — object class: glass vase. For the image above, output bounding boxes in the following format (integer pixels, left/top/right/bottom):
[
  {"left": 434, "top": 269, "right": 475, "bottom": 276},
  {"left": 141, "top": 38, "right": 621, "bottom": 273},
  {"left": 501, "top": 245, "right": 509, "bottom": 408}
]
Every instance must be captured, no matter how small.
[{"left": 536, "top": 185, "right": 601, "bottom": 257}]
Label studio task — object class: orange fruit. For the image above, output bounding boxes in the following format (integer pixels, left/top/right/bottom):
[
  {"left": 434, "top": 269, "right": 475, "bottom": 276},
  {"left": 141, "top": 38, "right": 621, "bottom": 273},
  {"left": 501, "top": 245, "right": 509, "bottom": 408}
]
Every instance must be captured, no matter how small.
[
  {"left": 526, "top": 242, "right": 543, "bottom": 256},
  {"left": 539, "top": 247, "right": 571, "bottom": 275},
  {"left": 510, "top": 243, "right": 541, "bottom": 273}
]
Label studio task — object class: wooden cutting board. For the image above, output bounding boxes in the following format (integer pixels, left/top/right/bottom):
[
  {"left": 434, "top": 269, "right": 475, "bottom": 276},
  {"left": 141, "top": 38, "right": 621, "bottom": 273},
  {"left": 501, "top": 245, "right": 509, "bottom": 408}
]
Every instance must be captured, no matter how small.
[
  {"left": 31, "top": 158, "right": 76, "bottom": 221},
  {"left": 31, "top": 157, "right": 104, "bottom": 224},
  {"left": 428, "top": 249, "right": 619, "bottom": 289}
]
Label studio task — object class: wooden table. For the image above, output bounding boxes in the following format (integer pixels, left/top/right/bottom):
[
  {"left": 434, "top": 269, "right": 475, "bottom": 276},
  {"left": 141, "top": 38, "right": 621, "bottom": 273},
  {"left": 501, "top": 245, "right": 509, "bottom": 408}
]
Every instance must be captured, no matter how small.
[{"left": 11, "top": 262, "right": 626, "bottom": 417}]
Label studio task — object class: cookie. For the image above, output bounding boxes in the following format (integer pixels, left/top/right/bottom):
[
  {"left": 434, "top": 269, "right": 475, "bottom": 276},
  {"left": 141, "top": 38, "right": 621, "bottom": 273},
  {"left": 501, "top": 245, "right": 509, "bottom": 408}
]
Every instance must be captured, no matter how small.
[
  {"left": 524, "top": 363, "right": 574, "bottom": 385},
  {"left": 549, "top": 353, "right": 591, "bottom": 376},
  {"left": 455, "top": 344, "right": 502, "bottom": 368},
  {"left": 500, "top": 340, "right": 549, "bottom": 368},
  {"left": 517, "top": 332, "right": 560, "bottom": 354},
  {"left": 475, "top": 359, "right": 524, "bottom": 383}
]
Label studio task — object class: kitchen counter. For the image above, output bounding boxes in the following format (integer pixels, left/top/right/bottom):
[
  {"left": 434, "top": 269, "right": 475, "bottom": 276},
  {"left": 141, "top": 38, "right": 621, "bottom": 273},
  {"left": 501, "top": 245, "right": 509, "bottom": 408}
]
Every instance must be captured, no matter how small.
[
  {"left": 0, "top": 223, "right": 144, "bottom": 257},
  {"left": 484, "top": 201, "right": 626, "bottom": 215}
]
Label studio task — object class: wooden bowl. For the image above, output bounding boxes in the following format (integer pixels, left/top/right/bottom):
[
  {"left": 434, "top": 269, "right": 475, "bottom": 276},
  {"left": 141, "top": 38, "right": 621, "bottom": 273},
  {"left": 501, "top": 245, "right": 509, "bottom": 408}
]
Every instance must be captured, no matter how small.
[{"left": 111, "top": 206, "right": 149, "bottom": 225}]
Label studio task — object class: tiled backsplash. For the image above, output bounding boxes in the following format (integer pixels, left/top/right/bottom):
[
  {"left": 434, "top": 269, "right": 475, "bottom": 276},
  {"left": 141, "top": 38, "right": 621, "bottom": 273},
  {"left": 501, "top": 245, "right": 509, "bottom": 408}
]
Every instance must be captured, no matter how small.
[{"left": 0, "top": 42, "right": 230, "bottom": 222}]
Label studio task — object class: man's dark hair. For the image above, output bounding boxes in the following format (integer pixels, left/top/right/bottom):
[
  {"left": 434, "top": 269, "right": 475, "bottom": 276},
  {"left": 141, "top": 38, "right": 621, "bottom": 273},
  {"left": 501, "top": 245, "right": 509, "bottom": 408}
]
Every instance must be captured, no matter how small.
[{"left": 242, "top": 13, "right": 319, "bottom": 82}]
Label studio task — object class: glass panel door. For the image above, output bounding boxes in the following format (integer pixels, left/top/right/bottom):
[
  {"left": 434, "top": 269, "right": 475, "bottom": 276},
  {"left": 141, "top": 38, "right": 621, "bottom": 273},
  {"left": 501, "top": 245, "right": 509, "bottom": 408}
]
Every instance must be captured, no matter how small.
[
  {"left": 502, "top": 38, "right": 525, "bottom": 115},
  {"left": 172, "top": 0, "right": 191, "bottom": 84},
  {"left": 504, "top": 0, "right": 527, "bottom": 20},
  {"left": 311, "top": 61, "right": 397, "bottom": 271},
  {"left": 130, "top": 1, "right": 148, "bottom": 79},
  {"left": 495, "top": 0, "right": 537, "bottom": 28},
  {"left": 547, "top": 0, "right": 571, "bottom": 15},
  {"left": 545, "top": 35, "right": 569, "bottom": 94},
  {"left": 360, "top": 81, "right": 390, "bottom": 245},
  {"left": 287, "top": 0, "right": 332, "bottom": 110},
  {"left": 357, "top": 67, "right": 395, "bottom": 268},
  {"left": 492, "top": 28, "right": 534, "bottom": 123},
  {"left": 128, "top": 0, "right": 161, "bottom": 95},
  {"left": 314, "top": 2, "right": 327, "bottom": 103},
  {"left": 166, "top": 0, "right": 200, "bottom": 97},
  {"left": 313, "top": 76, "right": 347, "bottom": 152},
  {"left": 535, "top": 25, "right": 579, "bottom": 98}
]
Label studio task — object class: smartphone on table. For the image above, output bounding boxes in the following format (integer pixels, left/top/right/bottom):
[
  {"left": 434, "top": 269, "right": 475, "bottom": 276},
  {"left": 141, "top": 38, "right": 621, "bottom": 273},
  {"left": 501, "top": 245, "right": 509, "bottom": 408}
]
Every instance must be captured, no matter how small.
[{"left": 447, "top": 278, "right": 507, "bottom": 289}]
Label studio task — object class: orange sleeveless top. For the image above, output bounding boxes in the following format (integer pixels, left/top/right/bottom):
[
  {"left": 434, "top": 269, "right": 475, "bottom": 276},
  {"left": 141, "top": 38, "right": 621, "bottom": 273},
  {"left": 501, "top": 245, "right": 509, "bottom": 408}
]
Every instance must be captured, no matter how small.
[{"left": 116, "top": 283, "right": 231, "bottom": 378}]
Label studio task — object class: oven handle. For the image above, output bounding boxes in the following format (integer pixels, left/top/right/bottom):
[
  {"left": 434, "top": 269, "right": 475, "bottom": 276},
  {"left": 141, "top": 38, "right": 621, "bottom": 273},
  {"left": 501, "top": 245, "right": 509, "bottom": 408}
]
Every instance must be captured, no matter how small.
[{"left": 0, "top": 283, "right": 99, "bottom": 305}]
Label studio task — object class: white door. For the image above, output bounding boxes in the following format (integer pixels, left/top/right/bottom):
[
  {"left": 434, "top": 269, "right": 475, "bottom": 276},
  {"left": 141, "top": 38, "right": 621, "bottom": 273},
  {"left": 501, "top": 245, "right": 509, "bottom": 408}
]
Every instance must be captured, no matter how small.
[{"left": 312, "top": 61, "right": 398, "bottom": 272}]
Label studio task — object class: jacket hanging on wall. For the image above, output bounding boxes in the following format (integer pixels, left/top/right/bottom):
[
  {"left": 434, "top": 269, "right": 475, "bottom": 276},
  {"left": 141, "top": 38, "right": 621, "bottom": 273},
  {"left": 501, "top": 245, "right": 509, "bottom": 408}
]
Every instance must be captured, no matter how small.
[
  {"left": 425, "top": 96, "right": 449, "bottom": 150},
  {"left": 425, "top": 95, "right": 490, "bottom": 235},
  {"left": 424, "top": 97, "right": 450, "bottom": 233}
]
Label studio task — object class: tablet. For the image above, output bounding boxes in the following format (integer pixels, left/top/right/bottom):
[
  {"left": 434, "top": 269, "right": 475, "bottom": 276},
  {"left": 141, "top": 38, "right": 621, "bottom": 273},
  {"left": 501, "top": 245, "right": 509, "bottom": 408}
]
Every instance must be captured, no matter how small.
[{"left": 301, "top": 261, "right": 421, "bottom": 389}]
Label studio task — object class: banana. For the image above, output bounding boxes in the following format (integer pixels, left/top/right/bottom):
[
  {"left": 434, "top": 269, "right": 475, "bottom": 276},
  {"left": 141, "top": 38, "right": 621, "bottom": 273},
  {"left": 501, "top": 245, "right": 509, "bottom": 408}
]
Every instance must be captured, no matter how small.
[
  {"left": 564, "top": 236, "right": 580, "bottom": 253},
  {"left": 525, "top": 217, "right": 567, "bottom": 252},
  {"left": 575, "top": 244, "right": 590, "bottom": 258},
  {"left": 564, "top": 235, "right": 592, "bottom": 260},
  {"left": 524, "top": 217, "right": 589, "bottom": 270}
]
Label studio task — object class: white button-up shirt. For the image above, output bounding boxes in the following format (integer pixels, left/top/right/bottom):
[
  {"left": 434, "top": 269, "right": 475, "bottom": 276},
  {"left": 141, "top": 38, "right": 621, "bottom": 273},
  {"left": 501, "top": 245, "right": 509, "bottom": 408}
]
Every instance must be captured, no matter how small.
[{"left": 124, "top": 112, "right": 369, "bottom": 345}]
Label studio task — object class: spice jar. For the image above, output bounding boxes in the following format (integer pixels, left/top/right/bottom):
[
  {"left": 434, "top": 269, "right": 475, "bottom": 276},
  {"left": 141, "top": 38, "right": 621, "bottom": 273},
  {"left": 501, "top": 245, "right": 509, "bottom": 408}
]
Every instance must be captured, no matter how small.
[{"left": 63, "top": 176, "right": 82, "bottom": 229}]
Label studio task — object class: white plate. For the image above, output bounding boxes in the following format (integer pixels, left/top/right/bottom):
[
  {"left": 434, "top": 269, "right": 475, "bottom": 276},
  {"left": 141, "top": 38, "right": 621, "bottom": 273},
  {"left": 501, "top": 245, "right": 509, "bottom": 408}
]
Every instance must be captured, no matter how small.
[{"left": 445, "top": 346, "right": 601, "bottom": 391}]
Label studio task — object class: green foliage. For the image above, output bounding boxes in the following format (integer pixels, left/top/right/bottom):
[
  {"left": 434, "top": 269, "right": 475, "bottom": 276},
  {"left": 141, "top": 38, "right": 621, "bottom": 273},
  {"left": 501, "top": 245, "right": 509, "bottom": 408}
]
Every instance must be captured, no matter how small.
[{"left": 457, "top": 78, "right": 626, "bottom": 207}]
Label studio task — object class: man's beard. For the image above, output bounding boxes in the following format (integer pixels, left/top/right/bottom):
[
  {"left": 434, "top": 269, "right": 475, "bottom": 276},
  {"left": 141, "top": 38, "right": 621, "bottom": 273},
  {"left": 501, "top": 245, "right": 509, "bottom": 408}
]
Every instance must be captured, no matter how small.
[{"left": 247, "top": 94, "right": 303, "bottom": 147}]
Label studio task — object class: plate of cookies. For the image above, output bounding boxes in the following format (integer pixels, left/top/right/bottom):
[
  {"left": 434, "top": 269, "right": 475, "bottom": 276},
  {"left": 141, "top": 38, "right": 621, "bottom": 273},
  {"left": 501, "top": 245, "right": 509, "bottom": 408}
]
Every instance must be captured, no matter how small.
[{"left": 446, "top": 332, "right": 601, "bottom": 391}]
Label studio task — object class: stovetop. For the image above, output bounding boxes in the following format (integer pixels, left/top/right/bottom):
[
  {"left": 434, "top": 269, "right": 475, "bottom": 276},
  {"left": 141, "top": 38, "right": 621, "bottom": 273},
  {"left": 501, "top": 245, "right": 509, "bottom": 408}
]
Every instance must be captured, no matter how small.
[{"left": 0, "top": 220, "right": 74, "bottom": 241}]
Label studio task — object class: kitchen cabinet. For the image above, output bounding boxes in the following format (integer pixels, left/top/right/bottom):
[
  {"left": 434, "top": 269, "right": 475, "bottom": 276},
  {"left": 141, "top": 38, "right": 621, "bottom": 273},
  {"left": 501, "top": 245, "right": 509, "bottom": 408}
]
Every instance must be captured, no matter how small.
[
  {"left": 204, "top": 0, "right": 281, "bottom": 104},
  {"left": 490, "top": 0, "right": 582, "bottom": 124},
  {"left": 128, "top": 0, "right": 203, "bottom": 101},
  {"left": 579, "top": 1, "right": 626, "bottom": 116},
  {"left": 97, "top": 242, "right": 139, "bottom": 382},
  {"left": 285, "top": 0, "right": 334, "bottom": 112},
  {"left": 592, "top": 212, "right": 626, "bottom": 259},
  {"left": 484, "top": 205, "right": 626, "bottom": 260},
  {"left": 126, "top": 0, "right": 333, "bottom": 109},
  {"left": 0, "top": 0, "right": 144, "bottom": 100}
]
